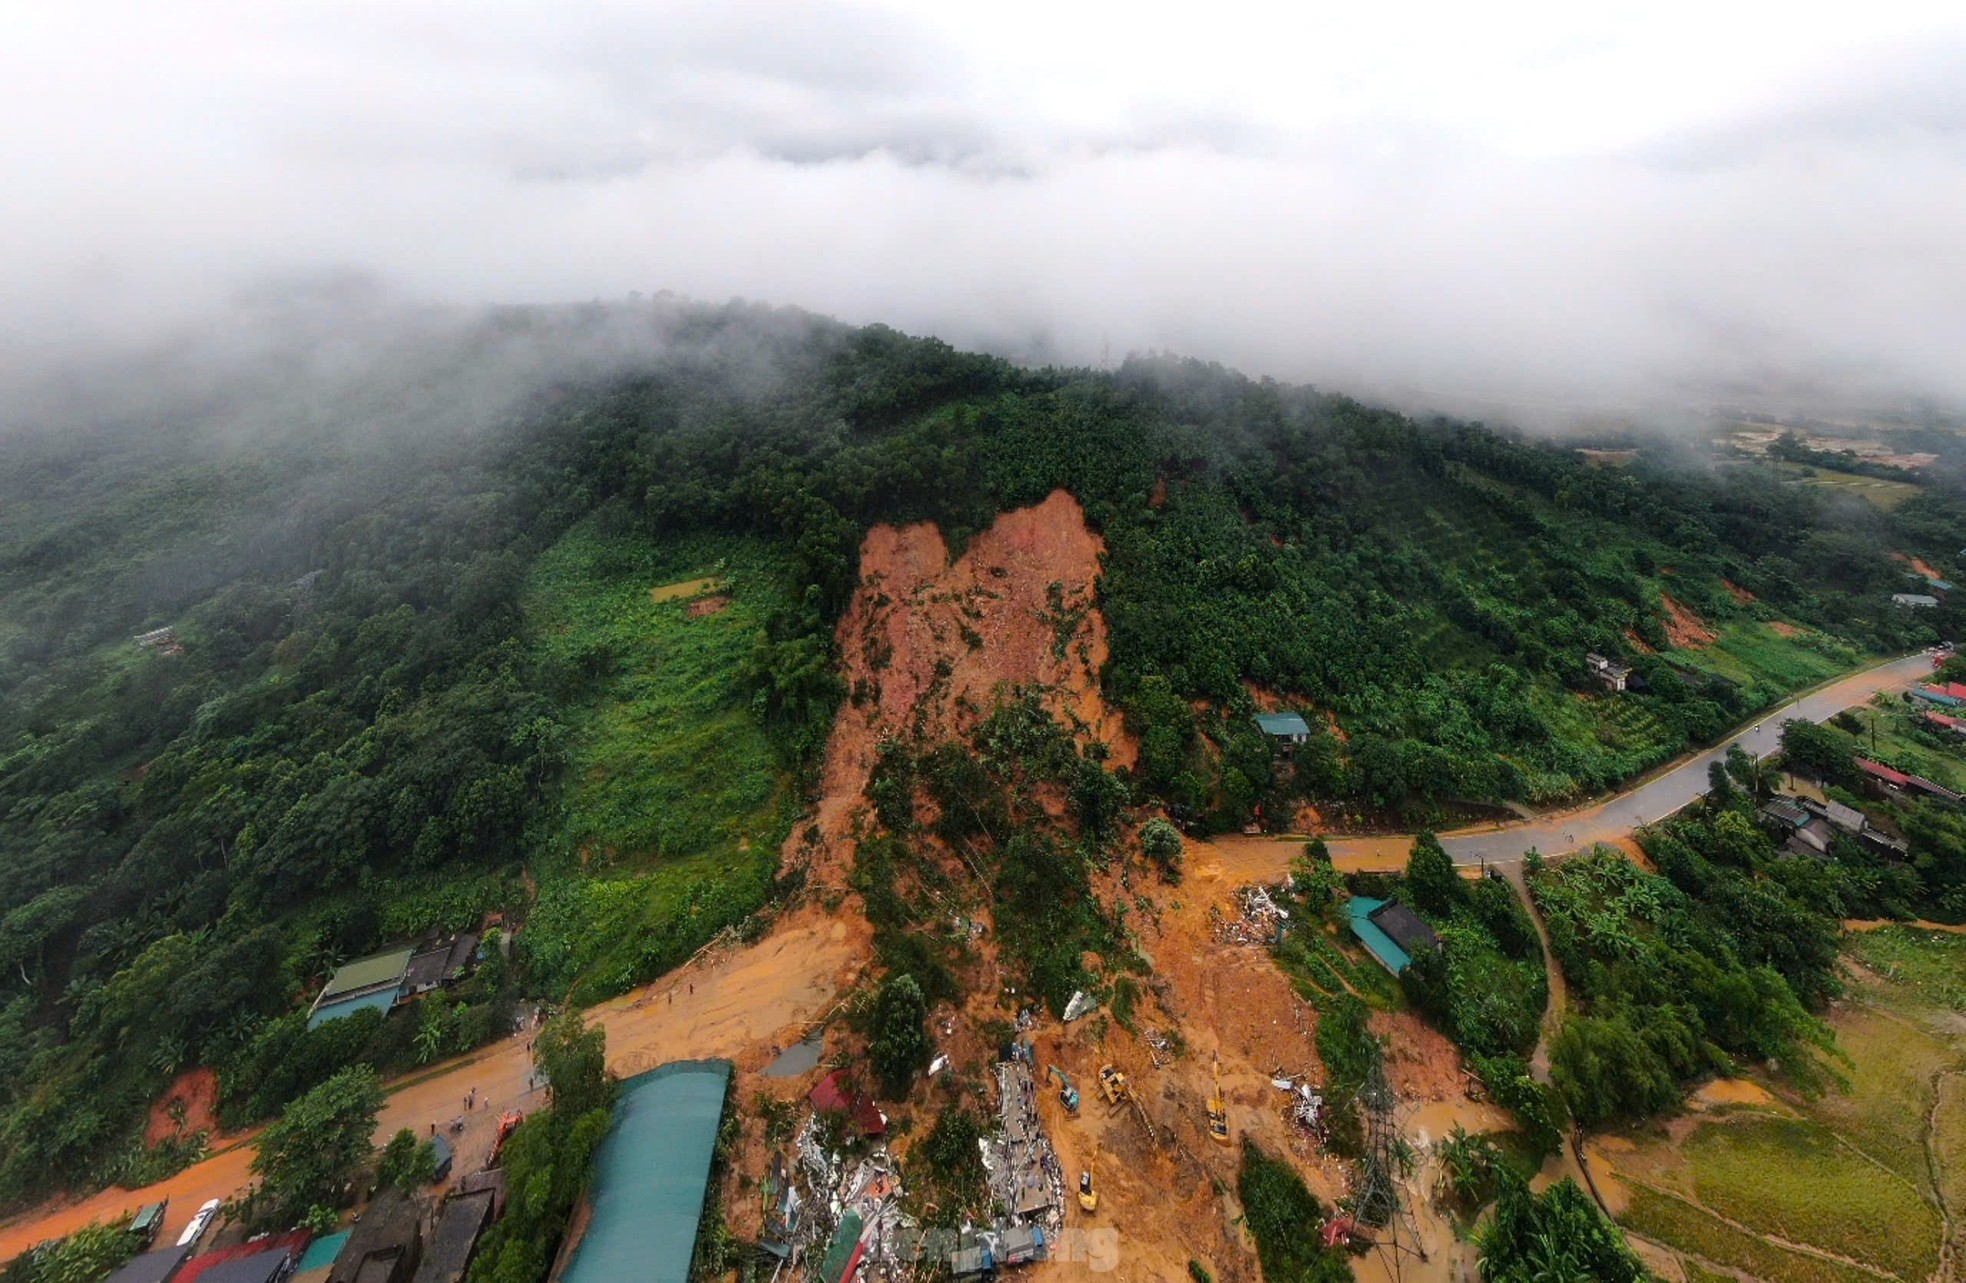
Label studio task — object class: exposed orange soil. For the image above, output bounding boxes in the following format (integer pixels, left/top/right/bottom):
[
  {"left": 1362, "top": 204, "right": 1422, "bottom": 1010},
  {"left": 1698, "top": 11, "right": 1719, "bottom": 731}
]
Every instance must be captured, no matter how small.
[
  {"left": 1769, "top": 620, "right": 1804, "bottom": 638},
  {"left": 1658, "top": 594, "right": 1717, "bottom": 648},
  {"left": 685, "top": 594, "right": 729, "bottom": 617},
  {"left": 1843, "top": 917, "right": 1966, "bottom": 935},
  {"left": 1897, "top": 552, "right": 1946, "bottom": 581},
  {"left": 1721, "top": 579, "right": 1756, "bottom": 604},
  {"left": 1369, "top": 1009, "right": 1467, "bottom": 1104},
  {"left": 1624, "top": 628, "right": 1656, "bottom": 655},
  {"left": 1688, "top": 1078, "right": 1775, "bottom": 1108},
  {"left": 1024, "top": 843, "right": 1344, "bottom": 1282},
  {"left": 144, "top": 1068, "right": 222, "bottom": 1148},
  {"left": 799, "top": 489, "right": 1135, "bottom": 884},
  {"left": 1243, "top": 681, "right": 1286, "bottom": 712}
]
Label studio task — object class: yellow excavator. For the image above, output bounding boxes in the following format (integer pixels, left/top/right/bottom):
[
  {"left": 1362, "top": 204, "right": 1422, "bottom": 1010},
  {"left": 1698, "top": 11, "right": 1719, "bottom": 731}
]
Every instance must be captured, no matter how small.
[
  {"left": 1078, "top": 1144, "right": 1099, "bottom": 1214},
  {"left": 1097, "top": 1064, "right": 1129, "bottom": 1108},
  {"left": 1207, "top": 1057, "right": 1230, "bottom": 1146}
]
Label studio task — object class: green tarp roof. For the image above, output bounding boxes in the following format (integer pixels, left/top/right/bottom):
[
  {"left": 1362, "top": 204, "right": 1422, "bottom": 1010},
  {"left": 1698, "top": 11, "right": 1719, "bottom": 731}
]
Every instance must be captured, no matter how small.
[
  {"left": 316, "top": 948, "right": 413, "bottom": 1004},
  {"left": 1254, "top": 712, "right": 1312, "bottom": 736},
  {"left": 560, "top": 1060, "right": 732, "bottom": 1283},
  {"left": 817, "top": 1211, "right": 864, "bottom": 1283}
]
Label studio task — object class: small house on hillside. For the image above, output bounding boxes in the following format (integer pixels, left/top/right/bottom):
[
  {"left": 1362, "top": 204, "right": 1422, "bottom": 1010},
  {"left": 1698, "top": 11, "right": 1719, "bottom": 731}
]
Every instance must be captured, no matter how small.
[
  {"left": 403, "top": 934, "right": 478, "bottom": 997},
  {"left": 1254, "top": 713, "right": 1313, "bottom": 751},
  {"left": 1585, "top": 653, "right": 1632, "bottom": 692},
  {"left": 1893, "top": 593, "right": 1940, "bottom": 608},
  {"left": 308, "top": 947, "right": 414, "bottom": 1030},
  {"left": 1856, "top": 757, "right": 1962, "bottom": 805},
  {"left": 1346, "top": 896, "right": 1441, "bottom": 976}
]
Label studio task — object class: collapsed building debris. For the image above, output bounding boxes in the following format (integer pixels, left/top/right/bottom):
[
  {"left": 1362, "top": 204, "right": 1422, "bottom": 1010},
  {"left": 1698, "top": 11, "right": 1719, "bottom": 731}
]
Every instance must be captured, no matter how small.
[
  {"left": 1060, "top": 990, "right": 1098, "bottom": 1023},
  {"left": 767, "top": 1115, "right": 920, "bottom": 1282},
  {"left": 1215, "top": 883, "right": 1290, "bottom": 946},
  {"left": 1271, "top": 1072, "right": 1327, "bottom": 1140}
]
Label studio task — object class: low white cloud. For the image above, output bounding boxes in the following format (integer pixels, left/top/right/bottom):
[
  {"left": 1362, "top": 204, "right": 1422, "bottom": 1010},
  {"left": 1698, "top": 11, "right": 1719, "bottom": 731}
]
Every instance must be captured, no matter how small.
[{"left": 3, "top": 1, "right": 1963, "bottom": 422}]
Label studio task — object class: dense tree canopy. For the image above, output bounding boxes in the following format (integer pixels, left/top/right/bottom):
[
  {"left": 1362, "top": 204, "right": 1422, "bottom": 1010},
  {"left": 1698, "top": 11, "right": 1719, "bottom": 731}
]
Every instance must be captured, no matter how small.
[{"left": 2, "top": 296, "right": 1963, "bottom": 1207}]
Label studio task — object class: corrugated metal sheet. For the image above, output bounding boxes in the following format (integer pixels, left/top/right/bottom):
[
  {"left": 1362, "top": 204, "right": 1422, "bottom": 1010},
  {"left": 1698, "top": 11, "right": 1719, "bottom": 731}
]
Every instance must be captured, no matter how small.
[
  {"left": 307, "top": 987, "right": 398, "bottom": 1030},
  {"left": 316, "top": 949, "right": 414, "bottom": 1004},
  {"left": 295, "top": 1231, "right": 350, "bottom": 1275},
  {"left": 560, "top": 1060, "right": 732, "bottom": 1283}
]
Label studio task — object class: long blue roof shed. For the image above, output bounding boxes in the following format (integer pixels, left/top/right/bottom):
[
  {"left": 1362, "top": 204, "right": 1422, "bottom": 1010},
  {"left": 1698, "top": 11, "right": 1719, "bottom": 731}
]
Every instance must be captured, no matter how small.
[
  {"left": 1347, "top": 897, "right": 1412, "bottom": 973},
  {"left": 560, "top": 1060, "right": 733, "bottom": 1283}
]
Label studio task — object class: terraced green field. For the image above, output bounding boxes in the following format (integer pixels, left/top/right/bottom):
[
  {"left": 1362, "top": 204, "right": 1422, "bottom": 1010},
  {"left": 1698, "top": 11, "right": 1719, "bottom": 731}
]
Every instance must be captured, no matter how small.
[{"left": 1613, "top": 927, "right": 1966, "bottom": 1281}]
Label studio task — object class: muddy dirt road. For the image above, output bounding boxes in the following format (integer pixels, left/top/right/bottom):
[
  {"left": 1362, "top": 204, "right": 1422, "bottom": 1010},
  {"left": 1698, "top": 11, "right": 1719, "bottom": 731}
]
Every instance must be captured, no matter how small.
[{"left": 0, "top": 909, "right": 862, "bottom": 1264}]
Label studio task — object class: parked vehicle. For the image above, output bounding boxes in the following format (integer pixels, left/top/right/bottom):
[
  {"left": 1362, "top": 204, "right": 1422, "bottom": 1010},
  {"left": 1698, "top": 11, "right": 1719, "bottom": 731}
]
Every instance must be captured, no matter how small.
[
  {"left": 128, "top": 1200, "right": 168, "bottom": 1248},
  {"left": 176, "top": 1198, "right": 221, "bottom": 1248}
]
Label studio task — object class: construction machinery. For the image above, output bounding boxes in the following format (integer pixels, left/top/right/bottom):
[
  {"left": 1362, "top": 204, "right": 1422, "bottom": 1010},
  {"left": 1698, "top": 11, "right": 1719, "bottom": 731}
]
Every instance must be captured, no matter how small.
[
  {"left": 1096, "top": 1064, "right": 1129, "bottom": 1108},
  {"left": 1047, "top": 1065, "right": 1080, "bottom": 1113},
  {"left": 491, "top": 1109, "right": 525, "bottom": 1165},
  {"left": 1078, "top": 1169, "right": 1098, "bottom": 1214},
  {"left": 1207, "top": 1058, "right": 1230, "bottom": 1146}
]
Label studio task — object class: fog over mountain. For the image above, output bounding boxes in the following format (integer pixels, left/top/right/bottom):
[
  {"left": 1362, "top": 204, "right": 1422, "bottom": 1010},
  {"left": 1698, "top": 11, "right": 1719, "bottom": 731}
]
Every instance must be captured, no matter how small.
[{"left": 4, "top": 1, "right": 1964, "bottom": 422}]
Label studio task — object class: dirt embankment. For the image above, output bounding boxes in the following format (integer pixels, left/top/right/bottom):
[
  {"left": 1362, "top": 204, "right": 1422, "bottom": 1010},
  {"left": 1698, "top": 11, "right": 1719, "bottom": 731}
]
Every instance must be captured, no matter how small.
[
  {"left": 793, "top": 489, "right": 1136, "bottom": 884},
  {"left": 1659, "top": 595, "right": 1717, "bottom": 648},
  {"left": 1897, "top": 552, "right": 1947, "bottom": 582},
  {"left": 144, "top": 1068, "right": 222, "bottom": 1149}
]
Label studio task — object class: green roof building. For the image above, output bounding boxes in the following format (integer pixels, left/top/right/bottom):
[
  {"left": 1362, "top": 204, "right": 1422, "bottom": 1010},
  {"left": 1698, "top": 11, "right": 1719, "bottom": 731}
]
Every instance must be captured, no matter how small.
[{"left": 307, "top": 948, "right": 413, "bottom": 1030}]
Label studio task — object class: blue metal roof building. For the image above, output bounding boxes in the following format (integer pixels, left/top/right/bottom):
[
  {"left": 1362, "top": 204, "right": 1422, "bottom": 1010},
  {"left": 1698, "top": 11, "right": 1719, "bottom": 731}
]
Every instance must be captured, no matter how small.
[
  {"left": 1254, "top": 712, "right": 1312, "bottom": 740},
  {"left": 560, "top": 1060, "right": 733, "bottom": 1283}
]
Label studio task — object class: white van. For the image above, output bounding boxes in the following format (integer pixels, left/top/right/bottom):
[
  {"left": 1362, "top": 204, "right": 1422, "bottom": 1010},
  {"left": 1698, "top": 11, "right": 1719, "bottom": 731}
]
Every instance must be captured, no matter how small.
[{"left": 176, "top": 1198, "right": 222, "bottom": 1248}]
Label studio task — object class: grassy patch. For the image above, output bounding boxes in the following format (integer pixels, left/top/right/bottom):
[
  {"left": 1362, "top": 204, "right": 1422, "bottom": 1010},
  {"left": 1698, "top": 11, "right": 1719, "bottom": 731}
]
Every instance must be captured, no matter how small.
[
  {"left": 1621, "top": 1184, "right": 1887, "bottom": 1283},
  {"left": 1776, "top": 462, "right": 1923, "bottom": 510},
  {"left": 1846, "top": 927, "right": 1966, "bottom": 1011},
  {"left": 1839, "top": 703, "right": 1966, "bottom": 794},
  {"left": 649, "top": 575, "right": 725, "bottom": 603},
  {"left": 520, "top": 517, "right": 797, "bottom": 1003},
  {"left": 1272, "top": 920, "right": 1399, "bottom": 1011},
  {"left": 523, "top": 847, "right": 776, "bottom": 1004},
  {"left": 1672, "top": 620, "right": 1861, "bottom": 703},
  {"left": 1935, "top": 1072, "right": 1966, "bottom": 1225},
  {"left": 1807, "top": 1003, "right": 1956, "bottom": 1194},
  {"left": 1684, "top": 1115, "right": 1940, "bottom": 1281},
  {"left": 527, "top": 519, "right": 792, "bottom": 869}
]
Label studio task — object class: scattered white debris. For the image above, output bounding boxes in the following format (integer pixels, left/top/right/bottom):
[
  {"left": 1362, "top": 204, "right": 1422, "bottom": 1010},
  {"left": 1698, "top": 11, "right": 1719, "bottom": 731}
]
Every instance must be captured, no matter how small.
[{"left": 1062, "top": 991, "right": 1098, "bottom": 1023}]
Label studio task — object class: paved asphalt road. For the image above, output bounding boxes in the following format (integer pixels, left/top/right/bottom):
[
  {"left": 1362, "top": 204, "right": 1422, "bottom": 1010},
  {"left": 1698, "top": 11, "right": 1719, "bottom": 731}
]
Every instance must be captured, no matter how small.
[{"left": 1339, "top": 650, "right": 1940, "bottom": 867}]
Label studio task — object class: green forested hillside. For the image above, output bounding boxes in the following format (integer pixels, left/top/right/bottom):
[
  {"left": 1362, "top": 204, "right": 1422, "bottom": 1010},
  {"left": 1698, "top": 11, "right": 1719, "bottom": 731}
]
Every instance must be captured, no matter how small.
[{"left": 0, "top": 298, "right": 1962, "bottom": 1207}]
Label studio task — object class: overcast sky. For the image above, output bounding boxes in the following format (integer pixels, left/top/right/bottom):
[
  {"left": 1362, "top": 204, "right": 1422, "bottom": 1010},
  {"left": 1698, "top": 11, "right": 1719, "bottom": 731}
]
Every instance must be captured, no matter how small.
[{"left": 4, "top": 1, "right": 1964, "bottom": 421}]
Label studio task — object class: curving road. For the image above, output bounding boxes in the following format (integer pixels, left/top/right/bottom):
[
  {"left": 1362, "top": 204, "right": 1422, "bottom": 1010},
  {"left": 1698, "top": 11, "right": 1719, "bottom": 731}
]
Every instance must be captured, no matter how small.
[{"left": 1330, "top": 650, "right": 1938, "bottom": 867}]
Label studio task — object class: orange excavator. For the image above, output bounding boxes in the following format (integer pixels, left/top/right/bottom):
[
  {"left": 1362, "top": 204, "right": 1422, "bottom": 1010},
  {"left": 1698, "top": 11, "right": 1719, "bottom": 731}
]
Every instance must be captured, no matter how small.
[{"left": 491, "top": 1110, "right": 524, "bottom": 1165}]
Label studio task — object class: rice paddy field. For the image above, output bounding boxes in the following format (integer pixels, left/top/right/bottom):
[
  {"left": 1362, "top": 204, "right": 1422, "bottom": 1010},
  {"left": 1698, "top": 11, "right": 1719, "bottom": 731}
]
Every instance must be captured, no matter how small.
[
  {"left": 1608, "top": 926, "right": 1966, "bottom": 1281},
  {"left": 1774, "top": 462, "right": 1925, "bottom": 511}
]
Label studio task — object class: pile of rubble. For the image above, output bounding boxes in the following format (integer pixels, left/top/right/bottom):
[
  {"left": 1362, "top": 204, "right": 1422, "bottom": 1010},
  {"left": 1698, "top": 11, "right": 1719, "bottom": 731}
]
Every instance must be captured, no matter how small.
[
  {"left": 762, "top": 1116, "right": 920, "bottom": 1282},
  {"left": 1272, "top": 1071, "right": 1327, "bottom": 1142},
  {"left": 1216, "top": 883, "right": 1291, "bottom": 946}
]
